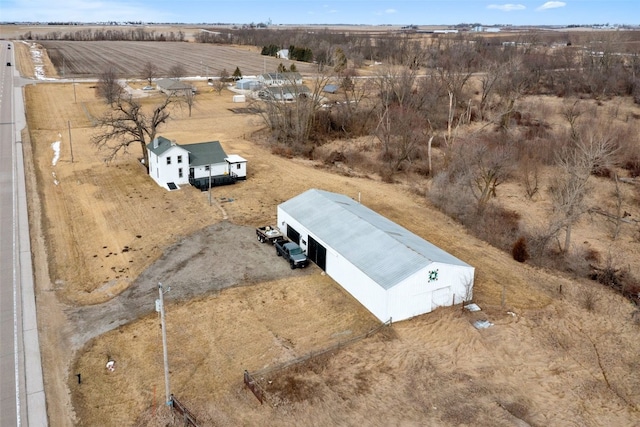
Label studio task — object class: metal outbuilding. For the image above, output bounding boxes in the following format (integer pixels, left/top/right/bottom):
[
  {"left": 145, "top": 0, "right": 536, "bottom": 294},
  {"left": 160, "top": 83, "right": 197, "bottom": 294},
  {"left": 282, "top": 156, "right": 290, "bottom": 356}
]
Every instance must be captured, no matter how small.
[{"left": 277, "top": 189, "right": 475, "bottom": 322}]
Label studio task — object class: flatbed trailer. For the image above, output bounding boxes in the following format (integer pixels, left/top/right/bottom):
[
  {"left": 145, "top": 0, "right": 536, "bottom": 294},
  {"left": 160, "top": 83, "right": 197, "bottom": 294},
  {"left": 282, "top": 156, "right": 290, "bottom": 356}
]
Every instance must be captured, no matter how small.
[{"left": 256, "top": 225, "right": 284, "bottom": 244}]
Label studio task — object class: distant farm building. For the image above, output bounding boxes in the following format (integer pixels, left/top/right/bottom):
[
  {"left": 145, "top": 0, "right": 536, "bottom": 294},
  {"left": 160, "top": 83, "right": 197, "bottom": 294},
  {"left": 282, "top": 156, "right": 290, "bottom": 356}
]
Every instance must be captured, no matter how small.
[
  {"left": 277, "top": 189, "right": 475, "bottom": 322},
  {"left": 259, "top": 85, "right": 311, "bottom": 101},
  {"left": 236, "top": 78, "right": 261, "bottom": 90},
  {"left": 258, "top": 72, "right": 303, "bottom": 86},
  {"left": 155, "top": 78, "right": 195, "bottom": 96},
  {"left": 147, "top": 136, "right": 246, "bottom": 190},
  {"left": 323, "top": 84, "right": 339, "bottom": 94}
]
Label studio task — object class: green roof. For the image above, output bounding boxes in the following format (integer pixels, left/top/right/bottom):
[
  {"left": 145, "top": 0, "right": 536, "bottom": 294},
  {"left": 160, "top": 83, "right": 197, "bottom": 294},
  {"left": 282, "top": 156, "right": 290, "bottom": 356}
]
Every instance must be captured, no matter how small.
[
  {"left": 148, "top": 136, "right": 228, "bottom": 167},
  {"left": 181, "top": 141, "right": 227, "bottom": 166}
]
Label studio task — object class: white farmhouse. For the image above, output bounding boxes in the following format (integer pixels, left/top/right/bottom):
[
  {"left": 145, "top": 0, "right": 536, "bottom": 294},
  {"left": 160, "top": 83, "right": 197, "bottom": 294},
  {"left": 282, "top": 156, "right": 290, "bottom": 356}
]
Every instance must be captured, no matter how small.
[
  {"left": 277, "top": 189, "right": 475, "bottom": 322},
  {"left": 147, "top": 136, "right": 247, "bottom": 190}
]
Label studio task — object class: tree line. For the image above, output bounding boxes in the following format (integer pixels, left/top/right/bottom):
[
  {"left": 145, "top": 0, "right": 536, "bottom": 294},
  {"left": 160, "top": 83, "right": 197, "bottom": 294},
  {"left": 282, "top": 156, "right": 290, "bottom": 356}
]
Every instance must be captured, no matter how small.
[{"left": 19, "top": 28, "right": 186, "bottom": 42}]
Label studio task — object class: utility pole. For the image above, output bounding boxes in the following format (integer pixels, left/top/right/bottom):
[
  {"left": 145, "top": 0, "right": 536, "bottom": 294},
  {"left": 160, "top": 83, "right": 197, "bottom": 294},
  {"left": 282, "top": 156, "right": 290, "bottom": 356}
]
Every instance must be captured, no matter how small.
[
  {"left": 67, "top": 121, "right": 74, "bottom": 163},
  {"left": 208, "top": 165, "right": 212, "bottom": 206},
  {"left": 158, "top": 283, "right": 171, "bottom": 405}
]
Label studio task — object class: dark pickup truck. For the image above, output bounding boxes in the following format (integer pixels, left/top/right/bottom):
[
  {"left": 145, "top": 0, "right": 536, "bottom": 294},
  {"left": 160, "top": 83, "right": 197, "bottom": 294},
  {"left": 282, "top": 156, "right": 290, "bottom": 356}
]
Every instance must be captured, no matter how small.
[{"left": 274, "top": 238, "right": 308, "bottom": 269}]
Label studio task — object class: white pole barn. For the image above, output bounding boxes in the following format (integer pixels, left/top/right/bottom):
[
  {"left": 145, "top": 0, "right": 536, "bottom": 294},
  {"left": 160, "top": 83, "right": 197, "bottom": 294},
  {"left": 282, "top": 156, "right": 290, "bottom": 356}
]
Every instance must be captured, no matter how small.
[{"left": 277, "top": 189, "right": 475, "bottom": 323}]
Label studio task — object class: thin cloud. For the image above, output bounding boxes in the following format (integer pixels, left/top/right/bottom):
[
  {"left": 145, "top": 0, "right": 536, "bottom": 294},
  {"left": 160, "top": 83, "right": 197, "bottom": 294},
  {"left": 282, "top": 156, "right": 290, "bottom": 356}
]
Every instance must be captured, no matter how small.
[
  {"left": 487, "top": 4, "right": 526, "bottom": 12},
  {"left": 537, "top": 1, "right": 567, "bottom": 11},
  {"left": 374, "top": 8, "right": 397, "bottom": 16},
  {"left": 3, "top": 0, "right": 171, "bottom": 22}
]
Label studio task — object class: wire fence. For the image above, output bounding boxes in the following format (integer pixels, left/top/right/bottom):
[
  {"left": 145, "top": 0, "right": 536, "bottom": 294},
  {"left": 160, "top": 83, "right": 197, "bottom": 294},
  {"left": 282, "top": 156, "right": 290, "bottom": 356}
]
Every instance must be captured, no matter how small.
[{"left": 244, "top": 318, "right": 392, "bottom": 404}]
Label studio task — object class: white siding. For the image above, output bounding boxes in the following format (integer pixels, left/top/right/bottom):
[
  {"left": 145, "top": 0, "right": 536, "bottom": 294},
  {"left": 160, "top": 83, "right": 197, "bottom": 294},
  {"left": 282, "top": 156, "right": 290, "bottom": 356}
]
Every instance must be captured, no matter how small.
[
  {"left": 277, "top": 192, "right": 475, "bottom": 323},
  {"left": 192, "top": 162, "right": 228, "bottom": 179},
  {"left": 329, "top": 253, "right": 389, "bottom": 322},
  {"left": 149, "top": 146, "right": 189, "bottom": 187}
]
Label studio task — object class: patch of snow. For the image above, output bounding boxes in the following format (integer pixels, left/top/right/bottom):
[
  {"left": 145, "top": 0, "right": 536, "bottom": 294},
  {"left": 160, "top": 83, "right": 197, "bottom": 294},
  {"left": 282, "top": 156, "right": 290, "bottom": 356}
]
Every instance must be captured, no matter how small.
[
  {"left": 52, "top": 172, "right": 59, "bottom": 186},
  {"left": 464, "top": 303, "right": 481, "bottom": 312},
  {"left": 51, "top": 141, "right": 61, "bottom": 166},
  {"left": 473, "top": 320, "right": 493, "bottom": 329},
  {"left": 29, "top": 43, "right": 57, "bottom": 81}
]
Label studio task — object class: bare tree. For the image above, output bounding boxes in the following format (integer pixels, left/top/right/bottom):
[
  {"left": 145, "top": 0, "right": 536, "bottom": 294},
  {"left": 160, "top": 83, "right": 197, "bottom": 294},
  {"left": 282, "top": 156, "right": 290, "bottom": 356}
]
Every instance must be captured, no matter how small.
[
  {"left": 333, "top": 68, "right": 374, "bottom": 136},
  {"left": 168, "top": 63, "right": 186, "bottom": 80},
  {"left": 212, "top": 69, "right": 229, "bottom": 95},
  {"left": 432, "top": 39, "right": 476, "bottom": 110},
  {"left": 548, "top": 131, "right": 619, "bottom": 252},
  {"left": 520, "top": 149, "right": 540, "bottom": 199},
  {"left": 495, "top": 56, "right": 534, "bottom": 130},
  {"left": 463, "top": 142, "right": 515, "bottom": 212},
  {"left": 140, "top": 61, "right": 158, "bottom": 86},
  {"left": 255, "top": 73, "right": 331, "bottom": 148},
  {"left": 478, "top": 59, "right": 504, "bottom": 121},
  {"left": 96, "top": 66, "right": 122, "bottom": 106},
  {"left": 375, "top": 105, "right": 425, "bottom": 174},
  {"left": 561, "top": 99, "right": 584, "bottom": 142},
  {"left": 91, "top": 93, "right": 176, "bottom": 168},
  {"left": 183, "top": 89, "right": 196, "bottom": 117}
]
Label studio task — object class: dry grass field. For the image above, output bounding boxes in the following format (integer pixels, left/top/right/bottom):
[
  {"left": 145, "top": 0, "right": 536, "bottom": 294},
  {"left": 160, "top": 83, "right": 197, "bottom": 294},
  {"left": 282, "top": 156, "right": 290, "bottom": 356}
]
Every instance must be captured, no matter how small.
[{"left": 14, "top": 38, "right": 640, "bottom": 426}]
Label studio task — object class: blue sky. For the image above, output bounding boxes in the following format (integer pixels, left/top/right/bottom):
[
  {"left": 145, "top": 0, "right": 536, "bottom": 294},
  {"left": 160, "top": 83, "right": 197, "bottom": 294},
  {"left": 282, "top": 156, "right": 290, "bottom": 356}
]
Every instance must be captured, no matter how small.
[{"left": 1, "top": 0, "right": 637, "bottom": 26}]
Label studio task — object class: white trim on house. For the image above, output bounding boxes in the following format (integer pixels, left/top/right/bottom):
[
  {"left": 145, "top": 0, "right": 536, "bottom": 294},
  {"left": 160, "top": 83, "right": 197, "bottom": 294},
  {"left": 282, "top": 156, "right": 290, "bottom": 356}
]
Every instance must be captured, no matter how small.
[{"left": 147, "top": 136, "right": 247, "bottom": 190}]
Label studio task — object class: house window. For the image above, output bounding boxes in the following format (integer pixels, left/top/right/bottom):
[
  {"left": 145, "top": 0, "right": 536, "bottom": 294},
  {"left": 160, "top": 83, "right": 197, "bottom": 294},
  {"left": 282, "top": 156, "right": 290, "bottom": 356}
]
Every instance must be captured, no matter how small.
[
  {"left": 166, "top": 157, "right": 172, "bottom": 165},
  {"left": 178, "top": 168, "right": 183, "bottom": 178},
  {"left": 177, "top": 155, "right": 182, "bottom": 164},
  {"left": 236, "top": 164, "right": 241, "bottom": 169}
]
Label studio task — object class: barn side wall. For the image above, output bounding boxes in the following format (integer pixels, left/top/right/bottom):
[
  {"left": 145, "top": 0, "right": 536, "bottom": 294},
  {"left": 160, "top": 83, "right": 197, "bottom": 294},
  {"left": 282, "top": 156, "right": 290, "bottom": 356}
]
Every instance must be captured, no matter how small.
[
  {"left": 388, "top": 263, "right": 474, "bottom": 321},
  {"left": 277, "top": 205, "right": 475, "bottom": 324},
  {"left": 278, "top": 207, "right": 389, "bottom": 322}
]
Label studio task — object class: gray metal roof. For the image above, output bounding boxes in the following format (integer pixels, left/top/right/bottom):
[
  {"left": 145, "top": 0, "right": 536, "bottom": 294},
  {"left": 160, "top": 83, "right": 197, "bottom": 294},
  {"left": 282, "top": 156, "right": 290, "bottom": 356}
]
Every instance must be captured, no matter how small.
[
  {"left": 279, "top": 189, "right": 472, "bottom": 290},
  {"left": 156, "top": 78, "right": 193, "bottom": 91}
]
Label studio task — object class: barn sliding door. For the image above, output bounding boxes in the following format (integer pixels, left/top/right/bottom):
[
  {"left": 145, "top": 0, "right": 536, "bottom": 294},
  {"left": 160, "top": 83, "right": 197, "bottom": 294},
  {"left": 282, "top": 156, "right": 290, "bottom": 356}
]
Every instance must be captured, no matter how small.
[
  {"left": 286, "top": 225, "right": 300, "bottom": 244},
  {"left": 307, "top": 236, "right": 327, "bottom": 270}
]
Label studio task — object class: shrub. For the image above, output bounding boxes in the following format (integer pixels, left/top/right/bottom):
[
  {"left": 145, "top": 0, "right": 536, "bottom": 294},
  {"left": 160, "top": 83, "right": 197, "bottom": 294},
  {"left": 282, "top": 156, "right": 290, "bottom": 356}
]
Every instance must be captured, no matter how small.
[{"left": 512, "top": 237, "right": 530, "bottom": 263}]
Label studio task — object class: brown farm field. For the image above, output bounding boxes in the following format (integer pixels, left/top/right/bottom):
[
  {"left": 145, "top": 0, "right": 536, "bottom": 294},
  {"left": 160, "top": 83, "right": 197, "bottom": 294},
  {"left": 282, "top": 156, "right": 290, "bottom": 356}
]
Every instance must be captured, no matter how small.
[
  {"left": 35, "top": 40, "right": 319, "bottom": 79},
  {"left": 16, "top": 40, "right": 640, "bottom": 426}
]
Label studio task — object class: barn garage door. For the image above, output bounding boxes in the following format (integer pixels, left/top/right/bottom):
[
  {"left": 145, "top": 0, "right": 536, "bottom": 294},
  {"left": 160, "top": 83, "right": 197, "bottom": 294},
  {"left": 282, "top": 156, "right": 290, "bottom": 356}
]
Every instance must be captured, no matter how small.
[
  {"left": 307, "top": 236, "right": 326, "bottom": 270},
  {"left": 432, "top": 287, "right": 451, "bottom": 308},
  {"left": 286, "top": 225, "right": 300, "bottom": 244}
]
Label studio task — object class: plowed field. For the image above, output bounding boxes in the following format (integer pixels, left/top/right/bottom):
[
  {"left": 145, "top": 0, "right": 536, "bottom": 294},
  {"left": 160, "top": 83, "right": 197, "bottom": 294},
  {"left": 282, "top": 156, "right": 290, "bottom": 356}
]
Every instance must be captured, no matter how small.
[{"left": 39, "top": 41, "right": 317, "bottom": 78}]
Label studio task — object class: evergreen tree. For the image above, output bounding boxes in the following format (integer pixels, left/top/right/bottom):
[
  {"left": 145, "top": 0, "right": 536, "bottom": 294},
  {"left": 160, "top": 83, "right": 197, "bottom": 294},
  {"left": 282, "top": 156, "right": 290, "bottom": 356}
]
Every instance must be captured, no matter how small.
[{"left": 232, "top": 66, "right": 242, "bottom": 81}]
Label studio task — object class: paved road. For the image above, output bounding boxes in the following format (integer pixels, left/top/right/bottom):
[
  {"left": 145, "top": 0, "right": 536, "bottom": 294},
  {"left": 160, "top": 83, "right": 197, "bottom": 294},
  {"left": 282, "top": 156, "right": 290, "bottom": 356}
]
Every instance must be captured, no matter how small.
[
  {"left": 0, "top": 40, "right": 21, "bottom": 427},
  {"left": 0, "top": 42, "right": 47, "bottom": 427}
]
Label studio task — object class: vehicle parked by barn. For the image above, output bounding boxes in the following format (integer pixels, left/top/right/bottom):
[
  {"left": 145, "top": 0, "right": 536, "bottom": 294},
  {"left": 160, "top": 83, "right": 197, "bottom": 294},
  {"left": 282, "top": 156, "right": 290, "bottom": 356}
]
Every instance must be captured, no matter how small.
[
  {"left": 256, "top": 225, "right": 284, "bottom": 244},
  {"left": 274, "top": 238, "right": 308, "bottom": 269}
]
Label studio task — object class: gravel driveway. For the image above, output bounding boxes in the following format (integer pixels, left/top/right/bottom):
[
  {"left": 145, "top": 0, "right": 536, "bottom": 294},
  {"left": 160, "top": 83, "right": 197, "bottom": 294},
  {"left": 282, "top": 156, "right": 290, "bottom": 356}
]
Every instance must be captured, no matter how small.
[{"left": 66, "top": 221, "right": 312, "bottom": 347}]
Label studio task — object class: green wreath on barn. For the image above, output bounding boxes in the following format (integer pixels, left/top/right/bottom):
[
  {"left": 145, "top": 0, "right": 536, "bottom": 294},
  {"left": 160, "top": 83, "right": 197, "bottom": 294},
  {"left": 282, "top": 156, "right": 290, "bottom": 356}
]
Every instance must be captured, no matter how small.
[{"left": 428, "top": 269, "right": 439, "bottom": 283}]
